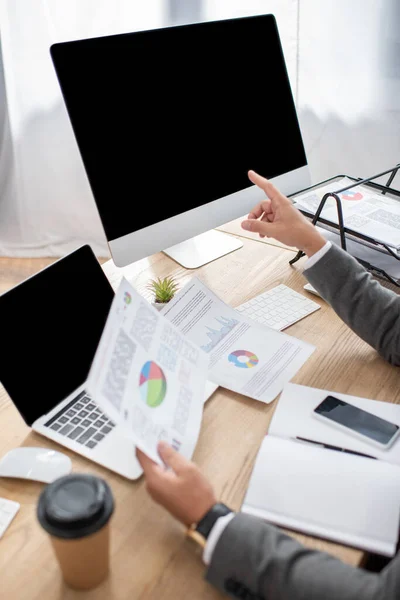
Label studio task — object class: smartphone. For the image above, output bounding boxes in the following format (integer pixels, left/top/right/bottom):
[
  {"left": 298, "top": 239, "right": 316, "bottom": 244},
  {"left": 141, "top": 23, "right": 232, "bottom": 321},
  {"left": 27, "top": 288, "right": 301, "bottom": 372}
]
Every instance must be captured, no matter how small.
[{"left": 312, "top": 395, "right": 400, "bottom": 450}]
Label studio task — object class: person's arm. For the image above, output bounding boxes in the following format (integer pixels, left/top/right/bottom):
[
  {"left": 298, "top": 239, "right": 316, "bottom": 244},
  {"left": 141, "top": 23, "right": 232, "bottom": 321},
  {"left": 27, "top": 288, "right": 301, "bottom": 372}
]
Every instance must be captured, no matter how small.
[
  {"left": 137, "top": 443, "right": 400, "bottom": 600},
  {"left": 242, "top": 170, "right": 400, "bottom": 366},
  {"left": 206, "top": 512, "right": 400, "bottom": 600},
  {"left": 304, "top": 243, "right": 400, "bottom": 365}
]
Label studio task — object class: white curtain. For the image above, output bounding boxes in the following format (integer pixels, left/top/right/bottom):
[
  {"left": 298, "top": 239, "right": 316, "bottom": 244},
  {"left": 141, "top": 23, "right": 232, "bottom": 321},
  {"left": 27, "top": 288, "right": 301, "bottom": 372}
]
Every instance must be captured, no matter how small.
[
  {"left": 297, "top": 0, "right": 400, "bottom": 184},
  {"left": 0, "top": 0, "right": 165, "bottom": 257},
  {"left": 0, "top": 0, "right": 299, "bottom": 257},
  {"left": 1, "top": 1, "right": 399, "bottom": 257}
]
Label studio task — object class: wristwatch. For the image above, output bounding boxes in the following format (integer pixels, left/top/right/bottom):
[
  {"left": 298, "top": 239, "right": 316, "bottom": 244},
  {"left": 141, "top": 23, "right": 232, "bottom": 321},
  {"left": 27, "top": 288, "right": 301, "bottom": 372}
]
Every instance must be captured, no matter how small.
[{"left": 186, "top": 503, "right": 233, "bottom": 548}]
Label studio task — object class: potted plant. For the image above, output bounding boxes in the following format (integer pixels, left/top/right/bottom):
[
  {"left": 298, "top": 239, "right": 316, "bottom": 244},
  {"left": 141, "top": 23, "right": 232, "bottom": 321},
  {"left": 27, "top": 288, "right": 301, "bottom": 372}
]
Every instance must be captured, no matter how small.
[{"left": 147, "top": 275, "right": 179, "bottom": 311}]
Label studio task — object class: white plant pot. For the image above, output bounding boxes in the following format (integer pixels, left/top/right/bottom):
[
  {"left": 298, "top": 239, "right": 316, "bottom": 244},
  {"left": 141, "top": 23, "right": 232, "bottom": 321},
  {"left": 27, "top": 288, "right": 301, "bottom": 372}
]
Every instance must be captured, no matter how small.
[{"left": 152, "top": 301, "right": 169, "bottom": 312}]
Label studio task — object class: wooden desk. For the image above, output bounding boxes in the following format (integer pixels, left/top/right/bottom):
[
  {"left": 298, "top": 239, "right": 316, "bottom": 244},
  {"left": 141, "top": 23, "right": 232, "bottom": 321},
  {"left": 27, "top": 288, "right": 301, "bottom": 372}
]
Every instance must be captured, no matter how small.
[{"left": 1, "top": 236, "right": 400, "bottom": 600}]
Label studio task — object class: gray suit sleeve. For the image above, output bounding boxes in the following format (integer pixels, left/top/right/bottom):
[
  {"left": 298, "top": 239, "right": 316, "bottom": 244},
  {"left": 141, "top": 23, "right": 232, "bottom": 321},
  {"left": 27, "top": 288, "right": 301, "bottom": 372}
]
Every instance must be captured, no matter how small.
[
  {"left": 206, "top": 513, "right": 400, "bottom": 600},
  {"left": 304, "top": 244, "right": 400, "bottom": 365}
]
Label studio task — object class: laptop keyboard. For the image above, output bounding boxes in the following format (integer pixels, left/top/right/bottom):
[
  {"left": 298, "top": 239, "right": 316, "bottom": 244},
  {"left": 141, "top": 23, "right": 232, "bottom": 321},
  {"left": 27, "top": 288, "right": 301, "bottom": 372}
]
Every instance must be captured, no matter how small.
[{"left": 44, "top": 391, "right": 115, "bottom": 450}]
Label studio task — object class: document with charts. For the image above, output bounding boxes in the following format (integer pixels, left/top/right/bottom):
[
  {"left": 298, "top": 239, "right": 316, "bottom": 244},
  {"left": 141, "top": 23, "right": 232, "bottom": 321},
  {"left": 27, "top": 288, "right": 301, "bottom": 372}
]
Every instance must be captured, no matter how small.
[
  {"left": 161, "top": 278, "right": 315, "bottom": 404},
  {"left": 294, "top": 176, "right": 400, "bottom": 249},
  {"left": 87, "top": 278, "right": 208, "bottom": 465}
]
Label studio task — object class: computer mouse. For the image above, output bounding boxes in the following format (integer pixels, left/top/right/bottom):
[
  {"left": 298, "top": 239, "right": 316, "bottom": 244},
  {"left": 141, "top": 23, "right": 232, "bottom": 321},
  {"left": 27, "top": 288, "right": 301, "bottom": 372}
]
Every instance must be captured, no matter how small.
[{"left": 0, "top": 447, "right": 72, "bottom": 483}]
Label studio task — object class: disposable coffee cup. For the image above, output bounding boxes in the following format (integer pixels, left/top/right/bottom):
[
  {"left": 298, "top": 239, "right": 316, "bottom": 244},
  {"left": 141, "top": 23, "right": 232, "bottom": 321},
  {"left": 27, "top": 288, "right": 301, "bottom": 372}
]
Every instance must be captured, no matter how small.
[{"left": 37, "top": 473, "right": 114, "bottom": 590}]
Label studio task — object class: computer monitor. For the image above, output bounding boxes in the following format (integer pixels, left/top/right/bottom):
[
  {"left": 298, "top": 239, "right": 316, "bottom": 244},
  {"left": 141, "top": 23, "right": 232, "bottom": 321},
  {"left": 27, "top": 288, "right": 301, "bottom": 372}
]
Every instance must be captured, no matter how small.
[{"left": 50, "top": 14, "right": 310, "bottom": 268}]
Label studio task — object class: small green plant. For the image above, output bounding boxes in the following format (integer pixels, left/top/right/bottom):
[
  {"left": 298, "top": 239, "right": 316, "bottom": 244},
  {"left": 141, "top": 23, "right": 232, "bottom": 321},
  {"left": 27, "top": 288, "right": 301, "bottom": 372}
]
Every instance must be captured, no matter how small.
[{"left": 147, "top": 275, "right": 179, "bottom": 304}]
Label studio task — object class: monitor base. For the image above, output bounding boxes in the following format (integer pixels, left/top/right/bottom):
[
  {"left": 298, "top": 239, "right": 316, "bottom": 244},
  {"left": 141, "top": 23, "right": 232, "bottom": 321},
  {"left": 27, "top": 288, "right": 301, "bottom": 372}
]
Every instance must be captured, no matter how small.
[{"left": 164, "top": 230, "right": 243, "bottom": 269}]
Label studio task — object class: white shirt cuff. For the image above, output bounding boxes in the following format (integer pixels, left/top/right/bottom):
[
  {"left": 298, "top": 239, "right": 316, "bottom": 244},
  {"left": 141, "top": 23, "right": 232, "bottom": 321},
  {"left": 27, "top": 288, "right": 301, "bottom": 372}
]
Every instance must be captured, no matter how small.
[
  {"left": 202, "top": 513, "right": 235, "bottom": 566},
  {"left": 303, "top": 241, "right": 332, "bottom": 270}
]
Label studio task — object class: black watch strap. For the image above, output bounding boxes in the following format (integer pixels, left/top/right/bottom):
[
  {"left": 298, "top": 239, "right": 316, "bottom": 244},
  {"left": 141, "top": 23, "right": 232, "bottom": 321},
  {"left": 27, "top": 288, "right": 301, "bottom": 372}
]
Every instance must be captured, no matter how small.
[{"left": 195, "top": 503, "right": 232, "bottom": 540}]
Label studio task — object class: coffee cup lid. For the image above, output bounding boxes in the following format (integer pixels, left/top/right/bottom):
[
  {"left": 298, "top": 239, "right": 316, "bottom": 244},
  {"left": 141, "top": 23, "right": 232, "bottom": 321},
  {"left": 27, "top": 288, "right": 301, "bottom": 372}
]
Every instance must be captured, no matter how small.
[{"left": 37, "top": 474, "right": 114, "bottom": 539}]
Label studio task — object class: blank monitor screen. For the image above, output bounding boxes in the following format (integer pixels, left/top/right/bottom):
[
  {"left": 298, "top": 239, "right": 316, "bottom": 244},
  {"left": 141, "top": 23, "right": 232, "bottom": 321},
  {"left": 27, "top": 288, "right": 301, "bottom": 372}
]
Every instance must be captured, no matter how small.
[{"left": 51, "top": 14, "right": 307, "bottom": 245}]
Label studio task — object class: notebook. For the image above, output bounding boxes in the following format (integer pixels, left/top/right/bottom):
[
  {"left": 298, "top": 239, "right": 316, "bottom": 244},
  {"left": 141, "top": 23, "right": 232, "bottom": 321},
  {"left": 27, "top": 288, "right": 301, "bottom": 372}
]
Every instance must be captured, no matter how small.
[{"left": 242, "top": 383, "right": 400, "bottom": 556}]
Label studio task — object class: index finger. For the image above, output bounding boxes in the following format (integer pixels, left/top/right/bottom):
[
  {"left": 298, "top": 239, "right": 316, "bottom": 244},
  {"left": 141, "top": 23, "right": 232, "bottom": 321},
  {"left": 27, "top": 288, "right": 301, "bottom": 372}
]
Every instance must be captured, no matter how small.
[{"left": 248, "top": 170, "right": 289, "bottom": 208}]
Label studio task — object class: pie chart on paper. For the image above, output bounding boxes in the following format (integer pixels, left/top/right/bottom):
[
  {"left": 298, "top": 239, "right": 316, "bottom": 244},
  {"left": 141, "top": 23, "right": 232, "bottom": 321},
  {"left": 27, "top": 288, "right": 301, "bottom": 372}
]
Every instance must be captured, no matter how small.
[
  {"left": 139, "top": 361, "right": 167, "bottom": 408},
  {"left": 228, "top": 350, "right": 259, "bottom": 369},
  {"left": 340, "top": 190, "right": 363, "bottom": 201}
]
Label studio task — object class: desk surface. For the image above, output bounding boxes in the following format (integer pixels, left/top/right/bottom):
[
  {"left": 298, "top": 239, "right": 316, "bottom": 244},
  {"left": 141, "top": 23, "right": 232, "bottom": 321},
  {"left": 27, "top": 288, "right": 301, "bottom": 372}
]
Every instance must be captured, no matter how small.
[{"left": 1, "top": 235, "right": 400, "bottom": 600}]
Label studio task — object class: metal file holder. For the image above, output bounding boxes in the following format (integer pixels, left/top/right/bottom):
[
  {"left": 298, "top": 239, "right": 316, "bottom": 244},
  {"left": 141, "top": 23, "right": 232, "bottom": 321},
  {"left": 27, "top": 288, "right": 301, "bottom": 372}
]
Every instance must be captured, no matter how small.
[{"left": 288, "top": 163, "right": 400, "bottom": 287}]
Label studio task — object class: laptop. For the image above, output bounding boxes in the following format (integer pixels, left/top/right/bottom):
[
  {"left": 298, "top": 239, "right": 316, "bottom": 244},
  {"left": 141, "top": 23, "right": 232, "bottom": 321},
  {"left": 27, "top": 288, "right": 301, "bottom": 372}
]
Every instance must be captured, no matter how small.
[
  {"left": 0, "top": 245, "right": 144, "bottom": 479},
  {"left": 0, "top": 246, "right": 218, "bottom": 479}
]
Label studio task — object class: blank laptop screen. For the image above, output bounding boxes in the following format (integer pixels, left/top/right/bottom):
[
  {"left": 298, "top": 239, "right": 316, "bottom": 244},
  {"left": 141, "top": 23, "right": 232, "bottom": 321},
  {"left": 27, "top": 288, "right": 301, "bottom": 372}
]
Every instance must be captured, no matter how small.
[{"left": 0, "top": 245, "right": 114, "bottom": 426}]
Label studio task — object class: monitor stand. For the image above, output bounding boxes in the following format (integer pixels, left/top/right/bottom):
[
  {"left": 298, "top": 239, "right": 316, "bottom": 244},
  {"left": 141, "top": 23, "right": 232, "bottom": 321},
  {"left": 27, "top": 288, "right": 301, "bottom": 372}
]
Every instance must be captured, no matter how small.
[{"left": 164, "top": 230, "right": 243, "bottom": 269}]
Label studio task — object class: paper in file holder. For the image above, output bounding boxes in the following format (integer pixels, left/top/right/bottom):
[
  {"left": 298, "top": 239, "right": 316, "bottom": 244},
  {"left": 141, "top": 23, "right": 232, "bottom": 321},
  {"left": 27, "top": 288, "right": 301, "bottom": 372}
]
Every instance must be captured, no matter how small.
[{"left": 288, "top": 163, "right": 400, "bottom": 287}]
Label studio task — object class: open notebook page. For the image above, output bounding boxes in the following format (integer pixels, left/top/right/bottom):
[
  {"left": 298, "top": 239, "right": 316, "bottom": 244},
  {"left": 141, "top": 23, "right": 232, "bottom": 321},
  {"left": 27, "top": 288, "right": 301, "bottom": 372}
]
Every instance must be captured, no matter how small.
[
  {"left": 269, "top": 383, "right": 400, "bottom": 464},
  {"left": 242, "top": 435, "right": 400, "bottom": 556}
]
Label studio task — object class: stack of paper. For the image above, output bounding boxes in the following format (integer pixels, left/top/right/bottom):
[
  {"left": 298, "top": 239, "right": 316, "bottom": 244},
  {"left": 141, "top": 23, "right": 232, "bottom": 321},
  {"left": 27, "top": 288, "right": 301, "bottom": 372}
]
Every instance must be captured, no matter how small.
[{"left": 294, "top": 177, "right": 400, "bottom": 251}]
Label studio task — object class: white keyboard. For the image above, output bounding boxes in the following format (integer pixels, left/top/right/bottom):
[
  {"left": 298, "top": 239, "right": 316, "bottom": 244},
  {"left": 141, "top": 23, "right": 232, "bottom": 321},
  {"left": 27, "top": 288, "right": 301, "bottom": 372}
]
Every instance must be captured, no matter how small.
[
  {"left": 236, "top": 284, "right": 320, "bottom": 331},
  {"left": 0, "top": 497, "right": 20, "bottom": 539}
]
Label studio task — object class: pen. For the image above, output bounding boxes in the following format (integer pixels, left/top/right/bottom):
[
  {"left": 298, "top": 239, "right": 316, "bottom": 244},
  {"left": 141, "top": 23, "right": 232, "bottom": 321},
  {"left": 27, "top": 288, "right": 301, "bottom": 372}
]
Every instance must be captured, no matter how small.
[{"left": 295, "top": 436, "right": 377, "bottom": 460}]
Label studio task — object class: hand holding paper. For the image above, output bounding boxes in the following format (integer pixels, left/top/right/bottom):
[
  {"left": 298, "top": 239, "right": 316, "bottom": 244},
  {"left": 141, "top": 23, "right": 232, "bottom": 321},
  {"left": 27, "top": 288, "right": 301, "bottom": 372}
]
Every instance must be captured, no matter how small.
[{"left": 136, "top": 441, "right": 217, "bottom": 526}]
